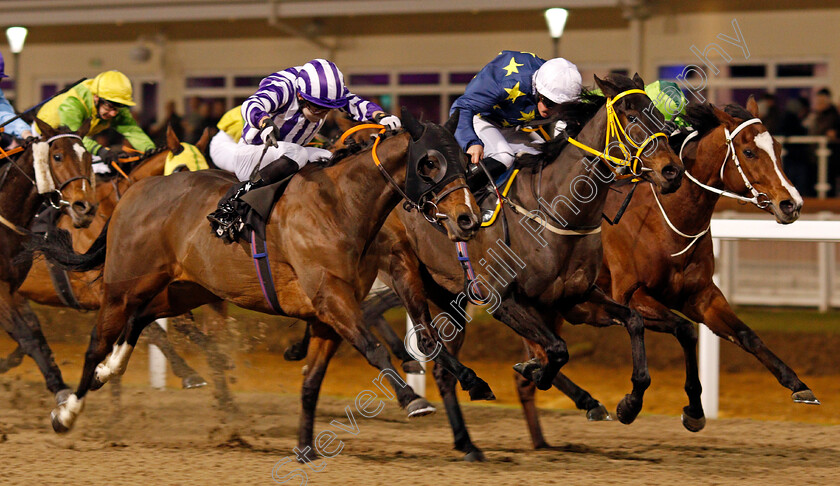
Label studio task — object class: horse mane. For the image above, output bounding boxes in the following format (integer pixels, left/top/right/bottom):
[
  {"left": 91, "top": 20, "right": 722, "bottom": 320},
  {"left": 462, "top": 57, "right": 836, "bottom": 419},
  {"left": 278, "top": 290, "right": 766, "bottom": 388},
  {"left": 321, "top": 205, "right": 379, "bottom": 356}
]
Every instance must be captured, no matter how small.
[{"left": 723, "top": 103, "right": 754, "bottom": 121}]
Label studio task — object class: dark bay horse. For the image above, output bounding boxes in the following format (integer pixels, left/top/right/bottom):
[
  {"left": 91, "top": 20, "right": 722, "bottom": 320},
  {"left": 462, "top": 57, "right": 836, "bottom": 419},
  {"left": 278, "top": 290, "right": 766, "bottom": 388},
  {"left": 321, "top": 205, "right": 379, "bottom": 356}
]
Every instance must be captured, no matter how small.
[
  {"left": 359, "top": 73, "right": 684, "bottom": 460},
  {"left": 10, "top": 127, "right": 233, "bottom": 400},
  {"left": 514, "top": 98, "right": 814, "bottom": 447},
  {"left": 31, "top": 115, "right": 481, "bottom": 457},
  {"left": 0, "top": 118, "right": 97, "bottom": 404}
]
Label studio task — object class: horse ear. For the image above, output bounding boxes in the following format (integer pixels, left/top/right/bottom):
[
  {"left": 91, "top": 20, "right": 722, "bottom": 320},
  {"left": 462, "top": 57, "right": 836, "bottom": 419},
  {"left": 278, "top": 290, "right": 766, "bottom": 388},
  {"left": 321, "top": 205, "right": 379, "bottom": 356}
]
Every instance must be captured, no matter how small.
[
  {"left": 195, "top": 127, "right": 211, "bottom": 153},
  {"left": 443, "top": 109, "right": 460, "bottom": 135},
  {"left": 76, "top": 117, "right": 91, "bottom": 138},
  {"left": 166, "top": 124, "right": 182, "bottom": 152},
  {"left": 712, "top": 104, "right": 738, "bottom": 127},
  {"left": 746, "top": 95, "right": 760, "bottom": 118},
  {"left": 401, "top": 108, "right": 424, "bottom": 141},
  {"left": 594, "top": 75, "right": 618, "bottom": 97},
  {"left": 34, "top": 117, "right": 55, "bottom": 138},
  {"left": 632, "top": 73, "right": 645, "bottom": 89}
]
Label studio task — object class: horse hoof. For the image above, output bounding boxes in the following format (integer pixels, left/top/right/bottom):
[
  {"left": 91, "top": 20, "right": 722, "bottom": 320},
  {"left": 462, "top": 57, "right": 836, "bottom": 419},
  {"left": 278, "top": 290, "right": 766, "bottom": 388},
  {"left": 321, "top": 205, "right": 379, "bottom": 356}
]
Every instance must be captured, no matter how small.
[
  {"left": 402, "top": 360, "right": 425, "bottom": 375},
  {"left": 792, "top": 389, "right": 820, "bottom": 405},
  {"left": 467, "top": 378, "right": 496, "bottom": 401},
  {"left": 54, "top": 388, "right": 73, "bottom": 406},
  {"left": 300, "top": 364, "right": 309, "bottom": 376},
  {"left": 534, "top": 440, "right": 551, "bottom": 449},
  {"left": 51, "top": 409, "right": 71, "bottom": 434},
  {"left": 407, "top": 398, "right": 436, "bottom": 418},
  {"left": 463, "top": 449, "right": 486, "bottom": 462},
  {"left": 586, "top": 403, "right": 612, "bottom": 422},
  {"left": 513, "top": 358, "right": 540, "bottom": 381},
  {"left": 182, "top": 374, "right": 208, "bottom": 389},
  {"left": 283, "top": 344, "right": 307, "bottom": 362},
  {"left": 90, "top": 376, "right": 105, "bottom": 392},
  {"left": 681, "top": 406, "right": 706, "bottom": 432},
  {"left": 615, "top": 395, "right": 641, "bottom": 425}
]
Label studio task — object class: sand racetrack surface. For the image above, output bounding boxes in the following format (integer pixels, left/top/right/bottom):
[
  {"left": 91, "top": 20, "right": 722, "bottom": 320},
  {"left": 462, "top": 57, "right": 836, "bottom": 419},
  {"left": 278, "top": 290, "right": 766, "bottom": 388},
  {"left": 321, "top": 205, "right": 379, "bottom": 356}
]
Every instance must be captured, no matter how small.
[{"left": 0, "top": 374, "right": 838, "bottom": 486}]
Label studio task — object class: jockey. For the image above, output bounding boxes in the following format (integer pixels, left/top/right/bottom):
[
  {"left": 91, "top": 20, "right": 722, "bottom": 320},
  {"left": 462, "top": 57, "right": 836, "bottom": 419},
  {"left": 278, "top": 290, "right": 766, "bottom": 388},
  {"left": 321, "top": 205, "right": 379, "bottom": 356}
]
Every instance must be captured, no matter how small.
[
  {"left": 208, "top": 59, "right": 401, "bottom": 241},
  {"left": 36, "top": 70, "right": 154, "bottom": 173},
  {"left": 450, "top": 50, "right": 582, "bottom": 188},
  {"left": 0, "top": 52, "right": 33, "bottom": 149}
]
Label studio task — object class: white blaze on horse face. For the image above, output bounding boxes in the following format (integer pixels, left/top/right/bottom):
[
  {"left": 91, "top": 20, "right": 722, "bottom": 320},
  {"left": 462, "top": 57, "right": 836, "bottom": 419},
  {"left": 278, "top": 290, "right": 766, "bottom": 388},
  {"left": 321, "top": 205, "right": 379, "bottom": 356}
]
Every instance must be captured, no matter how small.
[
  {"left": 754, "top": 131, "right": 803, "bottom": 206},
  {"left": 73, "top": 144, "right": 88, "bottom": 191},
  {"left": 463, "top": 187, "right": 470, "bottom": 208}
]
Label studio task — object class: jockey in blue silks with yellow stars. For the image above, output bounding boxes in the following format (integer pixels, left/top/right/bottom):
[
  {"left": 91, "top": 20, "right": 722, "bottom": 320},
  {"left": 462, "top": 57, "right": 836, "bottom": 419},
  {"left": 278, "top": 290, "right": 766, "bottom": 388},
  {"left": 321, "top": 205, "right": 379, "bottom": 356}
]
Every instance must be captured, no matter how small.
[{"left": 450, "top": 50, "right": 582, "bottom": 189}]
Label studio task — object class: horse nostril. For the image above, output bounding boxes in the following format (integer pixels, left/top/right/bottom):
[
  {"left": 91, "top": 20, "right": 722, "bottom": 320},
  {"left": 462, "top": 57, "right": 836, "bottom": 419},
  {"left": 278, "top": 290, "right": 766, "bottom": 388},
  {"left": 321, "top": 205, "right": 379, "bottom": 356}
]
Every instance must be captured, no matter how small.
[
  {"left": 457, "top": 213, "right": 478, "bottom": 232},
  {"left": 72, "top": 201, "right": 94, "bottom": 215},
  {"left": 662, "top": 165, "right": 679, "bottom": 181},
  {"left": 779, "top": 200, "right": 796, "bottom": 215}
]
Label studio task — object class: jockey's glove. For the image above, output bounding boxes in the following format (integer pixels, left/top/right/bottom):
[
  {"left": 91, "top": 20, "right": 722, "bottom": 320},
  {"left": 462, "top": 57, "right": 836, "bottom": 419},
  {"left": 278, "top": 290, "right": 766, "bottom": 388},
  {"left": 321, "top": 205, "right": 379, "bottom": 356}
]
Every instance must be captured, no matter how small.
[
  {"left": 259, "top": 118, "right": 281, "bottom": 148},
  {"left": 374, "top": 113, "right": 402, "bottom": 131},
  {"left": 97, "top": 147, "right": 126, "bottom": 166}
]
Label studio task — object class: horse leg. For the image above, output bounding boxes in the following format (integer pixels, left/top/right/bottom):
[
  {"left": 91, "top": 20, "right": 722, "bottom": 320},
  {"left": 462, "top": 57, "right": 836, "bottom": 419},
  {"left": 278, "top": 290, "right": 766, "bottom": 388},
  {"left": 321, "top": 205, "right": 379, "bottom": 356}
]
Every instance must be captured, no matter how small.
[
  {"left": 50, "top": 300, "right": 131, "bottom": 433},
  {"left": 0, "top": 291, "right": 71, "bottom": 404},
  {"left": 493, "top": 296, "right": 569, "bottom": 391},
  {"left": 389, "top": 254, "right": 493, "bottom": 400},
  {"left": 170, "top": 313, "right": 237, "bottom": 411},
  {"left": 423, "top": 296, "right": 484, "bottom": 461},
  {"left": 0, "top": 345, "right": 25, "bottom": 373},
  {"left": 283, "top": 322, "right": 311, "bottom": 362},
  {"left": 311, "top": 276, "right": 433, "bottom": 417},
  {"left": 628, "top": 287, "right": 705, "bottom": 432},
  {"left": 297, "top": 321, "right": 341, "bottom": 462},
  {"left": 683, "top": 285, "right": 817, "bottom": 405},
  {"left": 562, "top": 287, "right": 650, "bottom": 425},
  {"left": 512, "top": 342, "right": 551, "bottom": 449},
  {"left": 144, "top": 318, "right": 208, "bottom": 389},
  {"left": 369, "top": 312, "right": 424, "bottom": 375}
]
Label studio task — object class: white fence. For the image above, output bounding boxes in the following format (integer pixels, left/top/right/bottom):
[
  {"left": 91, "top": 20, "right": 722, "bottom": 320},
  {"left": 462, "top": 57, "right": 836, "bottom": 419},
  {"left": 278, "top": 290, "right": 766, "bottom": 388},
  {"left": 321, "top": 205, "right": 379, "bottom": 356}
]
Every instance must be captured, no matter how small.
[{"left": 702, "top": 217, "right": 840, "bottom": 418}]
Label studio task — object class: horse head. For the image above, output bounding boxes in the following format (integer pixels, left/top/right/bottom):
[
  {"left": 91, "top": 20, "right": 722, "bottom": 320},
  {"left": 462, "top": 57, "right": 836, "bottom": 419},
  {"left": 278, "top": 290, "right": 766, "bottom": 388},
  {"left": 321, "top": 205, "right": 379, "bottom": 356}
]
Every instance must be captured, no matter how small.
[
  {"left": 32, "top": 117, "right": 97, "bottom": 228},
  {"left": 402, "top": 109, "right": 479, "bottom": 241},
  {"left": 594, "top": 73, "right": 684, "bottom": 194},
  {"left": 710, "top": 97, "right": 802, "bottom": 224}
]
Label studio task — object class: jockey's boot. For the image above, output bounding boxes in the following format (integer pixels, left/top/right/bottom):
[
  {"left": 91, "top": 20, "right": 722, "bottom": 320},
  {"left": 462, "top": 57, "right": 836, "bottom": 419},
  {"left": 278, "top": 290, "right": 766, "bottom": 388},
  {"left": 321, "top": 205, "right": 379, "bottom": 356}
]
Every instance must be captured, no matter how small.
[
  {"left": 208, "top": 156, "right": 300, "bottom": 243},
  {"left": 466, "top": 158, "right": 507, "bottom": 222}
]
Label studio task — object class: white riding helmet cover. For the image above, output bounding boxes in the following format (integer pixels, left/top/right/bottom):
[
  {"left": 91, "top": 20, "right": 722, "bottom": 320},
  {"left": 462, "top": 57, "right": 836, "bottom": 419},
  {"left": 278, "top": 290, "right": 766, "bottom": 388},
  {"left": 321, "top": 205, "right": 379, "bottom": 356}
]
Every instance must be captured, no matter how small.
[{"left": 534, "top": 58, "right": 582, "bottom": 104}]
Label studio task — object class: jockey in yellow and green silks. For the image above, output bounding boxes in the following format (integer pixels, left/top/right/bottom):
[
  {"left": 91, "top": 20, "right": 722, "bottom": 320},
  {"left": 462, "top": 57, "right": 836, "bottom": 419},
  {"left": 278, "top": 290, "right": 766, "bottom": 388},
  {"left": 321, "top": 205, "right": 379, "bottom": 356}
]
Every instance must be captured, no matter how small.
[{"left": 36, "top": 70, "right": 154, "bottom": 169}]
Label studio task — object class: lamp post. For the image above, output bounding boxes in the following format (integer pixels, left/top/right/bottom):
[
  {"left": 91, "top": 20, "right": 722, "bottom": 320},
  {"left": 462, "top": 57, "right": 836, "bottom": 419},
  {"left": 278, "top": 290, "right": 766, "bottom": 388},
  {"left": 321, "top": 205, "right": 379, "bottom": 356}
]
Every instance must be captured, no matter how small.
[
  {"left": 5, "top": 26, "right": 28, "bottom": 108},
  {"left": 544, "top": 8, "right": 568, "bottom": 58}
]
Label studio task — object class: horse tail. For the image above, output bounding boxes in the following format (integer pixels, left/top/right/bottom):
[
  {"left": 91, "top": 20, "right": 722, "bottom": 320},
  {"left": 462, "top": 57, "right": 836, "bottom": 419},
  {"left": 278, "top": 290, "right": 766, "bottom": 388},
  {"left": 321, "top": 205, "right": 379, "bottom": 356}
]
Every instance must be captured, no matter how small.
[{"left": 23, "top": 219, "right": 109, "bottom": 272}]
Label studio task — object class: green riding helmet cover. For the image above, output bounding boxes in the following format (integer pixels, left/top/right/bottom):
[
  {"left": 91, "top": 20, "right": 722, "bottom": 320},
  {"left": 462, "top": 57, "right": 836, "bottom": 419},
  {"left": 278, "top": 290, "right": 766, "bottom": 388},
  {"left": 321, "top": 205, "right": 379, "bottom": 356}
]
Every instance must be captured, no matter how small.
[{"left": 591, "top": 80, "right": 689, "bottom": 127}]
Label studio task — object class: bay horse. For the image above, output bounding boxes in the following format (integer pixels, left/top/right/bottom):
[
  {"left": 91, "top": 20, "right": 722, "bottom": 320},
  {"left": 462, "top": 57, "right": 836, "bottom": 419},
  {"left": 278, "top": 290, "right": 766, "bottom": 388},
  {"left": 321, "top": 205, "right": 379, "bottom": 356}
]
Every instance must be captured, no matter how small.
[
  {"left": 359, "top": 73, "right": 684, "bottom": 460},
  {"left": 10, "top": 127, "right": 233, "bottom": 399},
  {"left": 514, "top": 98, "right": 814, "bottom": 448},
  {"left": 30, "top": 114, "right": 481, "bottom": 457},
  {"left": 0, "top": 118, "right": 97, "bottom": 404}
]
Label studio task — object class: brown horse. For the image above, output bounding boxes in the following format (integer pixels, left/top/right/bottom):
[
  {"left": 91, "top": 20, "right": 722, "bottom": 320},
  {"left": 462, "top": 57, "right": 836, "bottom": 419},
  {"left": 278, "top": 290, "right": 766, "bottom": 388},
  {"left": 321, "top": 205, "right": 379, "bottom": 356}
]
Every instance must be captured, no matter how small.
[
  {"left": 0, "top": 118, "right": 97, "bottom": 404},
  {"left": 10, "top": 127, "right": 231, "bottom": 395},
  {"left": 356, "top": 74, "right": 684, "bottom": 460},
  {"left": 514, "top": 98, "right": 814, "bottom": 447},
  {"left": 32, "top": 114, "right": 481, "bottom": 457}
]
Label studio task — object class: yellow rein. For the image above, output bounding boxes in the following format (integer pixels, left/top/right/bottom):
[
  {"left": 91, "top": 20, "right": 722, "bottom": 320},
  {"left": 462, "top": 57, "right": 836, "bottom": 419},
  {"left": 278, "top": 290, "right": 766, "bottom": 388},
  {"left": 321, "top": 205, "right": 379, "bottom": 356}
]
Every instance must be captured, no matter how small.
[
  {"left": 566, "top": 88, "right": 667, "bottom": 179},
  {"left": 336, "top": 123, "right": 387, "bottom": 166}
]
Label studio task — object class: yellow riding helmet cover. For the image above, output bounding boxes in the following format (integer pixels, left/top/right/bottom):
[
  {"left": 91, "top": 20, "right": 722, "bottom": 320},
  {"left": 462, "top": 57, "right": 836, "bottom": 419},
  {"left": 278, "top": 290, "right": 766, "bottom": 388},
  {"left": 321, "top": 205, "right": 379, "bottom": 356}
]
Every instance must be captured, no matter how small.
[{"left": 91, "top": 70, "right": 136, "bottom": 107}]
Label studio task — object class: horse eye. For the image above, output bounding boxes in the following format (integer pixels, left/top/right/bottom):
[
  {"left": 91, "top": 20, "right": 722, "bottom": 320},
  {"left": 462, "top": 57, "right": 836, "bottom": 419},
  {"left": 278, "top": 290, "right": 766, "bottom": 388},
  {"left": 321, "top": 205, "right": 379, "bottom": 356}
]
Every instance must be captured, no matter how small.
[
  {"left": 53, "top": 153, "right": 63, "bottom": 162},
  {"left": 743, "top": 149, "right": 755, "bottom": 159},
  {"left": 627, "top": 115, "right": 638, "bottom": 122}
]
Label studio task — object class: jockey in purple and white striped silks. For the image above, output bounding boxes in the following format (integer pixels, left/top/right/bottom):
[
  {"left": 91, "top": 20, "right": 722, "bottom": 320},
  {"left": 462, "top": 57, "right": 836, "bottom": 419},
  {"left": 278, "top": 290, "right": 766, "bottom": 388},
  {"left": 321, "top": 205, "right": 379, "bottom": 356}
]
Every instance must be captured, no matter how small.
[{"left": 211, "top": 59, "right": 401, "bottom": 182}]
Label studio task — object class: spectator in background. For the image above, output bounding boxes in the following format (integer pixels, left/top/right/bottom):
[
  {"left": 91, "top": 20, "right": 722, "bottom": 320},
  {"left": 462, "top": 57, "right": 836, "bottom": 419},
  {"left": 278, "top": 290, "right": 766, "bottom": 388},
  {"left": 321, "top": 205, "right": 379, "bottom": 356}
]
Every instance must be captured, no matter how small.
[
  {"left": 183, "top": 96, "right": 206, "bottom": 144},
  {"left": 0, "top": 52, "right": 33, "bottom": 148},
  {"left": 807, "top": 88, "right": 840, "bottom": 196},
  {"left": 757, "top": 93, "right": 781, "bottom": 133},
  {"left": 149, "top": 100, "right": 185, "bottom": 145},
  {"left": 780, "top": 97, "right": 814, "bottom": 197}
]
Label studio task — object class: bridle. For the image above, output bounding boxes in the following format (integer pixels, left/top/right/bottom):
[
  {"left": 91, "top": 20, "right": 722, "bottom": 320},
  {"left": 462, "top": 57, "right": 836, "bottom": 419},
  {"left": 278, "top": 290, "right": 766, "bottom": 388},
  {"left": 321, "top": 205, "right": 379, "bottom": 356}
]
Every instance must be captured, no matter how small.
[
  {"left": 337, "top": 123, "right": 469, "bottom": 225},
  {"left": 652, "top": 117, "right": 770, "bottom": 257},
  {"left": 678, "top": 117, "right": 770, "bottom": 209},
  {"left": 566, "top": 88, "right": 669, "bottom": 179}
]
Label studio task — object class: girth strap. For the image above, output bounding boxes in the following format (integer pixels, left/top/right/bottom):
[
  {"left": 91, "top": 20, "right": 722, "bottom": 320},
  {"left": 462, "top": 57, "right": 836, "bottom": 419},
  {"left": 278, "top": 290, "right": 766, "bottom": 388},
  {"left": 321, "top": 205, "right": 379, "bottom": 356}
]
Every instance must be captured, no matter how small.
[{"left": 250, "top": 229, "right": 285, "bottom": 315}]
